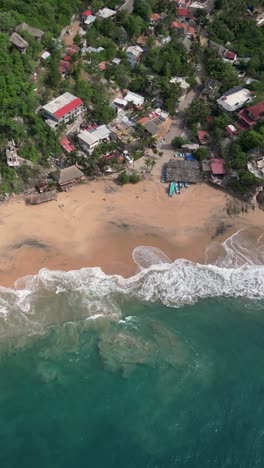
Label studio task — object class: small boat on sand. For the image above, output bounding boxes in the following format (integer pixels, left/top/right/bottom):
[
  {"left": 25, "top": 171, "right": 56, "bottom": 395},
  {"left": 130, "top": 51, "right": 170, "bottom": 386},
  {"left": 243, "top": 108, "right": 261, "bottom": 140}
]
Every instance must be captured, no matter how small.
[
  {"left": 174, "top": 182, "right": 180, "bottom": 194},
  {"left": 169, "top": 182, "right": 175, "bottom": 197}
]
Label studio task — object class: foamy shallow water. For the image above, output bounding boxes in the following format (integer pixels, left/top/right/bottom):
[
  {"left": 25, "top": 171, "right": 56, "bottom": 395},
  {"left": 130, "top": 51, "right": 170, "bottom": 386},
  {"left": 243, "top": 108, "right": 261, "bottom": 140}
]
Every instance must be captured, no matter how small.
[{"left": 0, "top": 229, "right": 264, "bottom": 339}]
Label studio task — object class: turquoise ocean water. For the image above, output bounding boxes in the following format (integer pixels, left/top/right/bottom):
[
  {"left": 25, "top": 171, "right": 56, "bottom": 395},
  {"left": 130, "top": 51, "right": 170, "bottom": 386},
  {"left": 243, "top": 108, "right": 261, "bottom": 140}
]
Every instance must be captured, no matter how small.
[{"left": 0, "top": 230, "right": 264, "bottom": 467}]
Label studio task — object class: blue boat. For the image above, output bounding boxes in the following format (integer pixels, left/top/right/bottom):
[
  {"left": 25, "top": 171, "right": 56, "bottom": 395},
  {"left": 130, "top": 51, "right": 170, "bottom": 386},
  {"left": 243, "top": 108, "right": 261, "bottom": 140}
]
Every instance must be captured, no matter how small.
[{"left": 169, "top": 182, "right": 175, "bottom": 197}]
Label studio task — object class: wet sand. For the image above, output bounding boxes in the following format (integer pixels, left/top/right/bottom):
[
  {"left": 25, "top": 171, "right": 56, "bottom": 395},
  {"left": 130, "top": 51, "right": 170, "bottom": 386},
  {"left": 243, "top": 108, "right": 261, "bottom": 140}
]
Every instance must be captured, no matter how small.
[{"left": 0, "top": 178, "right": 263, "bottom": 288}]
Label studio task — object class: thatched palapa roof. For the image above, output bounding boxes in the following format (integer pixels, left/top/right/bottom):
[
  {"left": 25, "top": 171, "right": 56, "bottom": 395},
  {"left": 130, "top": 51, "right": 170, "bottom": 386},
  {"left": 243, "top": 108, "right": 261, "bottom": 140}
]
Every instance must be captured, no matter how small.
[
  {"left": 10, "top": 32, "right": 28, "bottom": 49},
  {"left": 166, "top": 159, "right": 202, "bottom": 183},
  {"left": 26, "top": 191, "right": 57, "bottom": 205},
  {"left": 15, "top": 23, "right": 44, "bottom": 39},
  {"left": 52, "top": 166, "right": 84, "bottom": 185}
]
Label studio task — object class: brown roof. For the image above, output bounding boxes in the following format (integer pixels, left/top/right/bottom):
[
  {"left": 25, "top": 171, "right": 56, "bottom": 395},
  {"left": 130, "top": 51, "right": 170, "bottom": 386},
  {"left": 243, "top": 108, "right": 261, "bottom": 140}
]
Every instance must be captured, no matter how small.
[
  {"left": 10, "top": 32, "right": 28, "bottom": 49},
  {"left": 26, "top": 191, "right": 57, "bottom": 205},
  {"left": 166, "top": 159, "right": 202, "bottom": 183},
  {"left": 52, "top": 165, "right": 84, "bottom": 185},
  {"left": 15, "top": 23, "right": 44, "bottom": 39}
]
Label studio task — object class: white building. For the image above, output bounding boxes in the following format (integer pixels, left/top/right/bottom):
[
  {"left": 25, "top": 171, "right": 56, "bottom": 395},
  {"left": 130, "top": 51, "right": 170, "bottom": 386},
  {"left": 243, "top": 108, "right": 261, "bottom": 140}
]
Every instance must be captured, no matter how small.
[
  {"left": 96, "top": 7, "right": 116, "bottom": 20},
  {"left": 217, "top": 86, "right": 252, "bottom": 112},
  {"left": 126, "top": 45, "right": 143, "bottom": 68},
  {"left": 42, "top": 92, "right": 83, "bottom": 124},
  {"left": 78, "top": 125, "right": 111, "bottom": 154},
  {"left": 124, "top": 91, "right": 145, "bottom": 107}
]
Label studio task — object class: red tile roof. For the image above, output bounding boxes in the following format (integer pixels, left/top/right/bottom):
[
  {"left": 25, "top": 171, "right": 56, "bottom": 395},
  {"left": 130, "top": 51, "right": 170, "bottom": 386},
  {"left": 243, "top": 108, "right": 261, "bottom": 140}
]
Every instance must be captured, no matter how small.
[
  {"left": 98, "top": 61, "right": 108, "bottom": 70},
  {"left": 59, "top": 60, "right": 71, "bottom": 74},
  {"left": 238, "top": 109, "right": 255, "bottom": 127},
  {"left": 177, "top": 7, "right": 189, "bottom": 16},
  {"left": 171, "top": 21, "right": 195, "bottom": 35},
  {"left": 63, "top": 55, "right": 71, "bottom": 62},
  {"left": 210, "top": 158, "right": 225, "bottom": 175},
  {"left": 151, "top": 13, "right": 161, "bottom": 21},
  {"left": 54, "top": 97, "right": 83, "bottom": 119},
  {"left": 224, "top": 51, "right": 236, "bottom": 60},
  {"left": 247, "top": 101, "right": 264, "bottom": 119},
  {"left": 60, "top": 136, "right": 76, "bottom": 153},
  {"left": 83, "top": 10, "right": 92, "bottom": 16},
  {"left": 197, "top": 130, "right": 209, "bottom": 144}
]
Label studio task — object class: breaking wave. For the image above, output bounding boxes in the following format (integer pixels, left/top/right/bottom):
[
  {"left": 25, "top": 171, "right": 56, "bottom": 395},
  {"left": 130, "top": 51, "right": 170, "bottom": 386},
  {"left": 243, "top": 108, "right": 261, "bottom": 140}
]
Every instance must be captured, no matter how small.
[{"left": 0, "top": 229, "right": 264, "bottom": 338}]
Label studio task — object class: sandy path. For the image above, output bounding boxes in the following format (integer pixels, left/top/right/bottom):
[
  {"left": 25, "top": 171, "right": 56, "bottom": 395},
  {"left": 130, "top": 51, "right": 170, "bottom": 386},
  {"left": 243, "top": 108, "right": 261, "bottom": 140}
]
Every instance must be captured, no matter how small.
[{"left": 0, "top": 178, "right": 263, "bottom": 287}]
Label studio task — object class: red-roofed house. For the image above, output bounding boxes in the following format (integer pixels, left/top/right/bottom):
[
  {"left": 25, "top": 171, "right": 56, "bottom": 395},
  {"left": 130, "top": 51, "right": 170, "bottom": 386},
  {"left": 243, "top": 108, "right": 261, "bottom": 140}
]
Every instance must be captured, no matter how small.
[
  {"left": 82, "top": 10, "right": 92, "bottom": 23},
  {"left": 177, "top": 7, "right": 190, "bottom": 18},
  {"left": 59, "top": 60, "right": 71, "bottom": 76},
  {"left": 42, "top": 92, "right": 83, "bottom": 124},
  {"left": 225, "top": 124, "right": 239, "bottom": 137},
  {"left": 210, "top": 158, "right": 225, "bottom": 176},
  {"left": 238, "top": 101, "right": 264, "bottom": 128},
  {"left": 98, "top": 61, "right": 108, "bottom": 70},
  {"left": 60, "top": 136, "right": 76, "bottom": 154},
  {"left": 67, "top": 45, "right": 78, "bottom": 56},
  {"left": 223, "top": 50, "right": 237, "bottom": 62},
  {"left": 150, "top": 13, "right": 161, "bottom": 23},
  {"left": 197, "top": 130, "right": 209, "bottom": 145},
  {"left": 63, "top": 55, "right": 71, "bottom": 62},
  {"left": 171, "top": 21, "right": 195, "bottom": 36}
]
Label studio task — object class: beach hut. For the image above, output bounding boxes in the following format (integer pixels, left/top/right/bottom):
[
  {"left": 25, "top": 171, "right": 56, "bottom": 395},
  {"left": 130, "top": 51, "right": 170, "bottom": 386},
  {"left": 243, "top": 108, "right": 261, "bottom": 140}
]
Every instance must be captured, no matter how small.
[
  {"left": 166, "top": 159, "right": 202, "bottom": 183},
  {"left": 51, "top": 165, "right": 85, "bottom": 191}
]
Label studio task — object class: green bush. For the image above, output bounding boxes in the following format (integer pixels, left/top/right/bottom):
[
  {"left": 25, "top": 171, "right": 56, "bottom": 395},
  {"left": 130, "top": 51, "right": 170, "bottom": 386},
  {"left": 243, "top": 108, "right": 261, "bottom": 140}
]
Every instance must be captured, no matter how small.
[{"left": 117, "top": 171, "right": 141, "bottom": 185}]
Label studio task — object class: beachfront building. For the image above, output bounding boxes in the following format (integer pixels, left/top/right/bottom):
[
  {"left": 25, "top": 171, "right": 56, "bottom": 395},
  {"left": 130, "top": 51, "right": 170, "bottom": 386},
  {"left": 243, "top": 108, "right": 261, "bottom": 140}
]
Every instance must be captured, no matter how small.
[
  {"left": 51, "top": 166, "right": 84, "bottom": 191},
  {"left": 217, "top": 86, "right": 252, "bottom": 112},
  {"left": 126, "top": 45, "right": 144, "bottom": 68},
  {"left": 166, "top": 159, "right": 202, "bottom": 183},
  {"left": 78, "top": 125, "right": 111, "bottom": 154},
  {"left": 42, "top": 93, "right": 83, "bottom": 127}
]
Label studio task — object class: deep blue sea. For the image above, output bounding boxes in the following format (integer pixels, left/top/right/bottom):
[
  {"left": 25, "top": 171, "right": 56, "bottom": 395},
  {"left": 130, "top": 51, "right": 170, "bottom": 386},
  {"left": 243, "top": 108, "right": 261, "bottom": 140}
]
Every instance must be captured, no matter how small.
[{"left": 0, "top": 230, "right": 264, "bottom": 468}]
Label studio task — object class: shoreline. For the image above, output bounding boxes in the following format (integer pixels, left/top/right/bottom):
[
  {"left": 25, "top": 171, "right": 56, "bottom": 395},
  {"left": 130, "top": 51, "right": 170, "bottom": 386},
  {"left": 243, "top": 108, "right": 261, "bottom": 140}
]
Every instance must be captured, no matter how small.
[{"left": 0, "top": 178, "right": 263, "bottom": 289}]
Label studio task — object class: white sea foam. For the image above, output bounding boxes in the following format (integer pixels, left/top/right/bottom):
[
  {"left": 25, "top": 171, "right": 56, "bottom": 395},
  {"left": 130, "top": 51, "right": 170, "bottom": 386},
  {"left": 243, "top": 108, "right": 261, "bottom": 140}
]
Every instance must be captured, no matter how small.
[{"left": 0, "top": 229, "right": 264, "bottom": 337}]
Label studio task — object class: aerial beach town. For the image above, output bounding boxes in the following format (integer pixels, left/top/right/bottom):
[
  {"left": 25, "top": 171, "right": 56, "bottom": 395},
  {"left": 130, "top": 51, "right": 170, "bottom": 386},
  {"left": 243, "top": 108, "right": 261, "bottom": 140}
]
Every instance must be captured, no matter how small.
[
  {"left": 2, "top": 3, "right": 264, "bottom": 466},
  {"left": 1, "top": 0, "right": 264, "bottom": 283}
]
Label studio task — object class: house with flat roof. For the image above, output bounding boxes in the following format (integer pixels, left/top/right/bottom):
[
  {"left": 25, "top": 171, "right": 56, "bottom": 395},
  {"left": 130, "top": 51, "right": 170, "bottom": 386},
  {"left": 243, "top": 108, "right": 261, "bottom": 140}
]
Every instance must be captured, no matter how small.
[
  {"left": 126, "top": 45, "right": 144, "bottom": 68},
  {"left": 78, "top": 125, "right": 111, "bottom": 154},
  {"left": 217, "top": 86, "right": 252, "bottom": 112},
  {"left": 96, "top": 7, "right": 116, "bottom": 20},
  {"left": 124, "top": 91, "right": 145, "bottom": 107},
  {"left": 42, "top": 92, "right": 83, "bottom": 124},
  {"left": 238, "top": 101, "right": 264, "bottom": 128}
]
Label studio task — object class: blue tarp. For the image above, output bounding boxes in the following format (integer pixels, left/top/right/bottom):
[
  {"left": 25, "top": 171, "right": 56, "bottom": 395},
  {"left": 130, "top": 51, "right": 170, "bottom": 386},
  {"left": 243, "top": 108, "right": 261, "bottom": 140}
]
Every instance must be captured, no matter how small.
[{"left": 185, "top": 153, "right": 197, "bottom": 161}]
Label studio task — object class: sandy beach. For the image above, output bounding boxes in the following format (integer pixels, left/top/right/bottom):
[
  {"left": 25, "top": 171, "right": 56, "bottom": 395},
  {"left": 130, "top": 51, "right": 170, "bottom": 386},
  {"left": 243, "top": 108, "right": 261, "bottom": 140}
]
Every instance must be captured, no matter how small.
[{"left": 0, "top": 177, "right": 263, "bottom": 288}]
